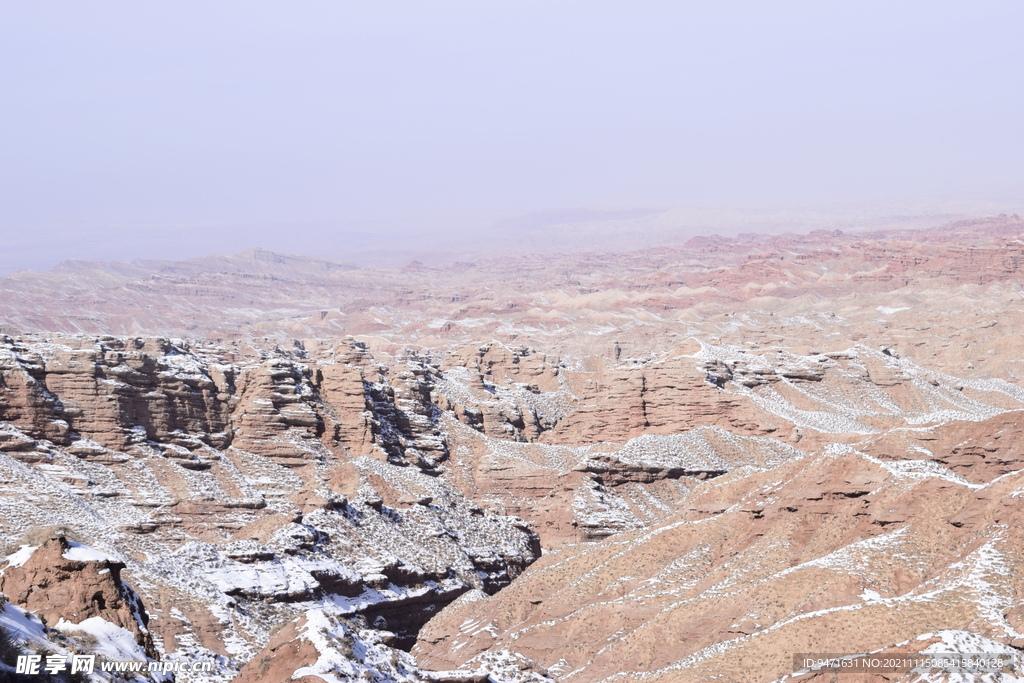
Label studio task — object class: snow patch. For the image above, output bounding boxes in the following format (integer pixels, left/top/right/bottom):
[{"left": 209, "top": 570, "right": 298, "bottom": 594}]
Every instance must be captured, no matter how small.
[
  {"left": 63, "top": 540, "right": 119, "bottom": 563},
  {"left": 53, "top": 616, "right": 150, "bottom": 662},
  {"left": 3, "top": 544, "right": 37, "bottom": 569}
]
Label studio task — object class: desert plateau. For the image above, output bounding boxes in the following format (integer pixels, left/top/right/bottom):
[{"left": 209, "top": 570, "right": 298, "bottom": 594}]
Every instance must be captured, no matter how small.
[{"left": 0, "top": 215, "right": 1022, "bottom": 681}]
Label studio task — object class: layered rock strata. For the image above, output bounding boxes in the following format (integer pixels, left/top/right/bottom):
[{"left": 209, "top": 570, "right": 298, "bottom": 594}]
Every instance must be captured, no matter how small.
[
  {"left": 2, "top": 217, "right": 1024, "bottom": 681},
  {"left": 3, "top": 327, "right": 1024, "bottom": 681},
  {"left": 0, "top": 335, "right": 547, "bottom": 681}
]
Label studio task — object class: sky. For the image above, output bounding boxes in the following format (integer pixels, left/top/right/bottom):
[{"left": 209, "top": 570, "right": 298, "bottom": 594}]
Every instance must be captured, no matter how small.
[{"left": 1, "top": 1, "right": 1023, "bottom": 274}]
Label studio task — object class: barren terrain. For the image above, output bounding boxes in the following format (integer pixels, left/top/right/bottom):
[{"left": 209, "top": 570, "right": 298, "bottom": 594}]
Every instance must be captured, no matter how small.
[{"left": 2, "top": 214, "right": 1024, "bottom": 682}]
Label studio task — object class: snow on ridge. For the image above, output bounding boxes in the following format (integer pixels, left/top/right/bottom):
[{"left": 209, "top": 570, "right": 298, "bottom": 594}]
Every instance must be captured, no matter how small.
[
  {"left": 874, "top": 458, "right": 981, "bottom": 489},
  {"left": 734, "top": 382, "right": 880, "bottom": 434},
  {"left": 775, "top": 527, "right": 910, "bottom": 577},
  {"left": 64, "top": 540, "right": 120, "bottom": 563},
  {"left": 691, "top": 340, "right": 1024, "bottom": 435},
  {"left": 2, "top": 544, "right": 37, "bottom": 569}
]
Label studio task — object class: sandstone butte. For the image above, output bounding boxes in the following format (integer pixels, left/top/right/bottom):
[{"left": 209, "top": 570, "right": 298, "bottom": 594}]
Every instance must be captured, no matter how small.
[{"left": 0, "top": 215, "right": 1023, "bottom": 682}]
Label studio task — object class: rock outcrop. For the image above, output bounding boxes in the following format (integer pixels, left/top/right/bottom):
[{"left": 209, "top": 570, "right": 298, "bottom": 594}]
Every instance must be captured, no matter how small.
[{"left": 0, "top": 536, "right": 155, "bottom": 655}]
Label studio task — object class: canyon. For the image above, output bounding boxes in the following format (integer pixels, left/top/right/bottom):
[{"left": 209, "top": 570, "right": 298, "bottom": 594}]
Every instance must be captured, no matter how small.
[{"left": 1, "top": 214, "right": 1024, "bottom": 681}]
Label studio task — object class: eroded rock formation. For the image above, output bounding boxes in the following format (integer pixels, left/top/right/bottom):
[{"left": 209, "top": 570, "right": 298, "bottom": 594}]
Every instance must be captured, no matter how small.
[{"left": 3, "top": 217, "right": 1024, "bottom": 681}]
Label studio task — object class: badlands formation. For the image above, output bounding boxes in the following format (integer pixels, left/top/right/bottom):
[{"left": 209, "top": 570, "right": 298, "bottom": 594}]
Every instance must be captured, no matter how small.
[{"left": 0, "top": 215, "right": 1023, "bottom": 681}]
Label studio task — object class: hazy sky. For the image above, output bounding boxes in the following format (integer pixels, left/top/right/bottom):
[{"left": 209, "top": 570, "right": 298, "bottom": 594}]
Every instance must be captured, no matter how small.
[{"left": 1, "top": 2, "right": 1023, "bottom": 273}]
